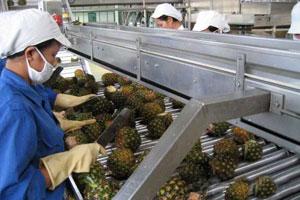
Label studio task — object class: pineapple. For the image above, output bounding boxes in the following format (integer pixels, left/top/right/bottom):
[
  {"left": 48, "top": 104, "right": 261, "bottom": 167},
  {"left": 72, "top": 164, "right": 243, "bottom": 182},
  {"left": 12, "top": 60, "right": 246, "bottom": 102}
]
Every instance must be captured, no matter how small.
[
  {"left": 120, "top": 85, "right": 135, "bottom": 97},
  {"left": 17, "top": 0, "right": 26, "bottom": 5},
  {"left": 225, "top": 178, "right": 249, "bottom": 200},
  {"left": 157, "top": 112, "right": 173, "bottom": 127},
  {"left": 95, "top": 113, "right": 113, "bottom": 130},
  {"left": 125, "top": 95, "right": 144, "bottom": 117},
  {"left": 7, "top": 0, "right": 14, "bottom": 7},
  {"left": 153, "top": 98, "right": 166, "bottom": 112},
  {"left": 104, "top": 86, "right": 117, "bottom": 100},
  {"left": 157, "top": 176, "right": 188, "bottom": 200},
  {"left": 111, "top": 91, "right": 128, "bottom": 109},
  {"left": 254, "top": 176, "right": 277, "bottom": 199},
  {"left": 76, "top": 96, "right": 115, "bottom": 115},
  {"left": 213, "top": 138, "right": 240, "bottom": 161},
  {"left": 115, "top": 127, "right": 141, "bottom": 152},
  {"left": 132, "top": 149, "right": 150, "bottom": 171},
  {"left": 140, "top": 102, "right": 164, "bottom": 124},
  {"left": 136, "top": 89, "right": 157, "bottom": 102},
  {"left": 77, "top": 163, "right": 117, "bottom": 200},
  {"left": 74, "top": 69, "right": 85, "bottom": 79},
  {"left": 102, "top": 73, "right": 118, "bottom": 86},
  {"left": 178, "top": 162, "right": 209, "bottom": 184},
  {"left": 232, "top": 127, "right": 254, "bottom": 144},
  {"left": 65, "top": 129, "right": 91, "bottom": 149},
  {"left": 243, "top": 140, "right": 263, "bottom": 162},
  {"left": 107, "top": 148, "right": 136, "bottom": 179},
  {"left": 170, "top": 98, "right": 185, "bottom": 109},
  {"left": 147, "top": 117, "right": 168, "bottom": 139},
  {"left": 207, "top": 122, "right": 231, "bottom": 137},
  {"left": 210, "top": 157, "right": 238, "bottom": 181},
  {"left": 82, "top": 123, "right": 103, "bottom": 141},
  {"left": 117, "top": 76, "right": 132, "bottom": 86},
  {"left": 66, "top": 112, "right": 93, "bottom": 121}
]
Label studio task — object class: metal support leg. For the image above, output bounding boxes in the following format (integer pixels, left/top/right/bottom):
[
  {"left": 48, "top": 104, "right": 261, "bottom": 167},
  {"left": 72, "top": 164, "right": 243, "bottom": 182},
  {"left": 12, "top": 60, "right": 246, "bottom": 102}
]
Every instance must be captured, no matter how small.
[{"left": 113, "top": 89, "right": 270, "bottom": 200}]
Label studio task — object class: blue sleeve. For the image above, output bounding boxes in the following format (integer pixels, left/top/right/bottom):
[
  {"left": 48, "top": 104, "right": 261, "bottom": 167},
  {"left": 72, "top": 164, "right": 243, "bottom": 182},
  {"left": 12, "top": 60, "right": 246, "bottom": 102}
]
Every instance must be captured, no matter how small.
[
  {"left": 0, "top": 59, "right": 6, "bottom": 74},
  {"left": 0, "top": 105, "right": 47, "bottom": 200},
  {"left": 44, "top": 86, "right": 58, "bottom": 108}
]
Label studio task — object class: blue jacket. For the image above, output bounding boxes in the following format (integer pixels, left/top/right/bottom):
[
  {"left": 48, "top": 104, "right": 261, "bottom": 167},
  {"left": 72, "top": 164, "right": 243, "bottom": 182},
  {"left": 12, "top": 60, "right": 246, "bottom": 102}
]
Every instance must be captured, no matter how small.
[
  {"left": 0, "top": 59, "right": 58, "bottom": 107},
  {"left": 0, "top": 68, "right": 65, "bottom": 199}
]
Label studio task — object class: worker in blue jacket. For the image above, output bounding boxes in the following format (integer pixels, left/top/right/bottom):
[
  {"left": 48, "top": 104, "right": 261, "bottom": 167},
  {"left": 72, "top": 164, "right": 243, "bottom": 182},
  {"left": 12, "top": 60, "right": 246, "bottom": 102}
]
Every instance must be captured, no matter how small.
[{"left": 0, "top": 9, "right": 106, "bottom": 199}]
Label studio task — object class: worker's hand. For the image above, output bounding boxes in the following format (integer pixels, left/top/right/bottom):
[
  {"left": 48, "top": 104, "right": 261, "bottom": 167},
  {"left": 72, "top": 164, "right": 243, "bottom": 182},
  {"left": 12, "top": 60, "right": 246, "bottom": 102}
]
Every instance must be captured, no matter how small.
[
  {"left": 55, "top": 94, "right": 96, "bottom": 109},
  {"left": 53, "top": 111, "right": 66, "bottom": 120},
  {"left": 40, "top": 143, "right": 106, "bottom": 190},
  {"left": 58, "top": 118, "right": 96, "bottom": 132}
]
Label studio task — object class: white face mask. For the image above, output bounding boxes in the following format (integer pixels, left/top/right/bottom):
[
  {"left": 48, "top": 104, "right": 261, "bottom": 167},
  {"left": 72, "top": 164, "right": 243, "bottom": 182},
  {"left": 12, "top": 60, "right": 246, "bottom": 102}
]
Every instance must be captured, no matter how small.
[{"left": 26, "top": 48, "right": 54, "bottom": 84}]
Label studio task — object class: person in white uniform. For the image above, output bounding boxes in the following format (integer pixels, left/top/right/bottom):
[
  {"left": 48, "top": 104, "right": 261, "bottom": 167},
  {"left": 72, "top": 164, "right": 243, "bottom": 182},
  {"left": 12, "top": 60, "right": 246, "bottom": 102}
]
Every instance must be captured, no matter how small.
[
  {"left": 288, "top": 2, "right": 300, "bottom": 41},
  {"left": 193, "top": 10, "right": 230, "bottom": 33},
  {"left": 151, "top": 3, "right": 184, "bottom": 30}
]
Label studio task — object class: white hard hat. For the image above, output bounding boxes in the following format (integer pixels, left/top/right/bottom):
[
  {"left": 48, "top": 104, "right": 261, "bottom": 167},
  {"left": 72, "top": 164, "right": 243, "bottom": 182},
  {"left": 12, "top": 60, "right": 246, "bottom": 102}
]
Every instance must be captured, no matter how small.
[
  {"left": 0, "top": 9, "right": 71, "bottom": 58},
  {"left": 193, "top": 10, "right": 230, "bottom": 33},
  {"left": 288, "top": 2, "right": 300, "bottom": 34},
  {"left": 151, "top": 3, "right": 182, "bottom": 22}
]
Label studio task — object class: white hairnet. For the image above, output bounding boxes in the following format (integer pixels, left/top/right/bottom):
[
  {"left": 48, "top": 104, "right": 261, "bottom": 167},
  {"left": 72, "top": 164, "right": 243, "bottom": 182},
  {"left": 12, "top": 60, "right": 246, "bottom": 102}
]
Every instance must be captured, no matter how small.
[
  {"left": 288, "top": 2, "right": 300, "bottom": 34},
  {"left": 193, "top": 10, "right": 230, "bottom": 33},
  {"left": 0, "top": 9, "right": 71, "bottom": 58},
  {"left": 151, "top": 3, "right": 182, "bottom": 22}
]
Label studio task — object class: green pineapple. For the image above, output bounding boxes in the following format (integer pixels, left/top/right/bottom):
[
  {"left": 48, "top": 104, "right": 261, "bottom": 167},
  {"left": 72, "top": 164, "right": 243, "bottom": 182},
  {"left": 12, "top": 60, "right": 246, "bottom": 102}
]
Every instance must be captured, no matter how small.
[
  {"left": 117, "top": 76, "right": 132, "bottom": 86},
  {"left": 82, "top": 123, "right": 103, "bottom": 141},
  {"left": 102, "top": 73, "right": 118, "bottom": 86},
  {"left": 178, "top": 162, "right": 209, "bottom": 184},
  {"left": 136, "top": 89, "right": 157, "bottom": 102},
  {"left": 111, "top": 91, "right": 128, "bottom": 109},
  {"left": 140, "top": 102, "right": 164, "bottom": 124},
  {"left": 213, "top": 138, "right": 240, "bottom": 161},
  {"left": 225, "top": 178, "right": 249, "bottom": 200},
  {"left": 147, "top": 117, "right": 168, "bottom": 139},
  {"left": 18, "top": 0, "right": 26, "bottom": 5},
  {"left": 157, "top": 176, "right": 188, "bottom": 200},
  {"left": 115, "top": 127, "right": 141, "bottom": 152},
  {"left": 125, "top": 95, "right": 144, "bottom": 117},
  {"left": 76, "top": 96, "right": 115, "bottom": 115},
  {"left": 77, "top": 163, "right": 117, "bottom": 200},
  {"left": 243, "top": 140, "right": 263, "bottom": 162},
  {"left": 153, "top": 98, "right": 166, "bottom": 112},
  {"left": 66, "top": 112, "right": 94, "bottom": 121},
  {"left": 170, "top": 98, "right": 185, "bottom": 109},
  {"left": 120, "top": 85, "right": 135, "bottom": 97},
  {"left": 7, "top": 0, "right": 14, "bottom": 7},
  {"left": 107, "top": 148, "right": 136, "bottom": 179},
  {"left": 233, "top": 127, "right": 254, "bottom": 144},
  {"left": 210, "top": 157, "right": 238, "bottom": 181},
  {"left": 157, "top": 112, "right": 173, "bottom": 127},
  {"left": 254, "top": 176, "right": 277, "bottom": 199},
  {"left": 207, "top": 122, "right": 231, "bottom": 137}
]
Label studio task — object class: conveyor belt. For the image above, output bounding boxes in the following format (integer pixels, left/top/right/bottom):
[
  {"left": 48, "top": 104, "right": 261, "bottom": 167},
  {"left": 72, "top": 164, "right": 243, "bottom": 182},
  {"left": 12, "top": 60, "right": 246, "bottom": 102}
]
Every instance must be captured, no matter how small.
[{"left": 69, "top": 89, "right": 300, "bottom": 200}]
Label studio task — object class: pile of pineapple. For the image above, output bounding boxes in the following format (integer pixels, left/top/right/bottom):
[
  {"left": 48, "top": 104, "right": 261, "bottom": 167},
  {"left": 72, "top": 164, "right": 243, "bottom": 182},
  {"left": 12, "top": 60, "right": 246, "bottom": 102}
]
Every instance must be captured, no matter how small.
[
  {"left": 156, "top": 123, "right": 277, "bottom": 200},
  {"left": 49, "top": 71, "right": 181, "bottom": 199},
  {"left": 53, "top": 71, "right": 276, "bottom": 200}
]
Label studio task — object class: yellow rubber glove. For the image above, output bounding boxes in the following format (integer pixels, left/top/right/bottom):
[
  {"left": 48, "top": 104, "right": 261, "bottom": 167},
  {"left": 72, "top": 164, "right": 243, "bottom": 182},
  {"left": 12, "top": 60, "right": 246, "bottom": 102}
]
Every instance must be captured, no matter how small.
[
  {"left": 54, "top": 94, "right": 96, "bottom": 108},
  {"left": 41, "top": 143, "right": 106, "bottom": 190}
]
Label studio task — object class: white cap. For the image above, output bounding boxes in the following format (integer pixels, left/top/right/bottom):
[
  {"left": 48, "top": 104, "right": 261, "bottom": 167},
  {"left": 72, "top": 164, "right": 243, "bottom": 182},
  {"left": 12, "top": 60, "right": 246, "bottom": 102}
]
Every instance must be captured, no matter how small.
[
  {"left": 193, "top": 10, "right": 230, "bottom": 33},
  {"left": 0, "top": 9, "right": 71, "bottom": 58},
  {"left": 288, "top": 2, "right": 300, "bottom": 34},
  {"left": 151, "top": 3, "right": 182, "bottom": 22}
]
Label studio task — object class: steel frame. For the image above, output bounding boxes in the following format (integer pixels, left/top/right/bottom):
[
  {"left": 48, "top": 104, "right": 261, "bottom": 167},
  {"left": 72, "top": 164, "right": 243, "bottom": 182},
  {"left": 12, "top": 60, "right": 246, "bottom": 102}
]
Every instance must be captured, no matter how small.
[{"left": 64, "top": 24, "right": 300, "bottom": 199}]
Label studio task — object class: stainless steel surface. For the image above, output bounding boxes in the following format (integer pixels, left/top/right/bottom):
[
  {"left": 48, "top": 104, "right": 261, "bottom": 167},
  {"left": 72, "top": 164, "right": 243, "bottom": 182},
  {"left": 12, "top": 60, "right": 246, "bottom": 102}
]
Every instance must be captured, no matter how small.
[{"left": 65, "top": 24, "right": 300, "bottom": 150}]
